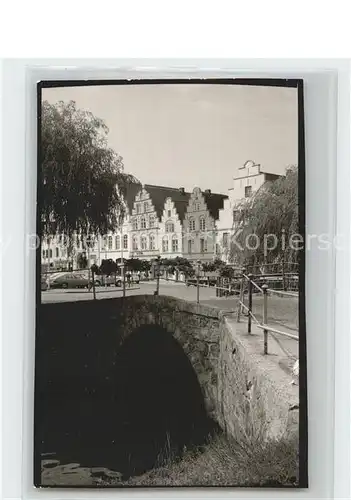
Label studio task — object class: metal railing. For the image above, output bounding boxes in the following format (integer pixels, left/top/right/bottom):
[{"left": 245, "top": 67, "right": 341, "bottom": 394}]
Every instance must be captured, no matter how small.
[{"left": 237, "top": 272, "right": 299, "bottom": 355}]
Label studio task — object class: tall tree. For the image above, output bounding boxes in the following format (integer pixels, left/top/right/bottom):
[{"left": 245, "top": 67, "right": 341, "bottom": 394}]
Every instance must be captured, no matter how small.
[
  {"left": 40, "top": 100, "right": 138, "bottom": 239},
  {"left": 229, "top": 166, "right": 298, "bottom": 267}
]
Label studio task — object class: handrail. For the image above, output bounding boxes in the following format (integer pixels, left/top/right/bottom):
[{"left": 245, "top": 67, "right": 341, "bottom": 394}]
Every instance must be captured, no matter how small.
[
  {"left": 266, "top": 288, "right": 298, "bottom": 298},
  {"left": 256, "top": 324, "right": 298, "bottom": 340}
]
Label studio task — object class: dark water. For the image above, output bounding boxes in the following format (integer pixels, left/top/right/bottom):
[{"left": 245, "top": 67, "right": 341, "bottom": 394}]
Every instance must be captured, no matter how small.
[{"left": 38, "top": 324, "right": 217, "bottom": 479}]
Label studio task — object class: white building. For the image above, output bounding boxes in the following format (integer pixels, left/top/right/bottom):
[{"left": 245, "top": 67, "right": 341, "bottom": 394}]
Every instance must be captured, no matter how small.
[{"left": 216, "top": 161, "right": 283, "bottom": 263}]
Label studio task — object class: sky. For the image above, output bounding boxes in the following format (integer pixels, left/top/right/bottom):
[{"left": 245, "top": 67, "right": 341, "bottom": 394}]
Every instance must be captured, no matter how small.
[{"left": 43, "top": 83, "right": 298, "bottom": 195}]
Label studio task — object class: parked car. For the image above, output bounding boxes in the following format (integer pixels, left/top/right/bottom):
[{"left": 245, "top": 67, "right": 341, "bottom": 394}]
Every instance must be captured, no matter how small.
[
  {"left": 49, "top": 272, "right": 93, "bottom": 289},
  {"left": 93, "top": 274, "right": 120, "bottom": 287},
  {"left": 41, "top": 277, "right": 48, "bottom": 291}
]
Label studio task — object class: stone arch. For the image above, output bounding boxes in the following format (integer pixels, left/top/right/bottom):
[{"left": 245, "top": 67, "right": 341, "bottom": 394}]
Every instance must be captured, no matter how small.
[{"left": 112, "top": 323, "right": 217, "bottom": 477}]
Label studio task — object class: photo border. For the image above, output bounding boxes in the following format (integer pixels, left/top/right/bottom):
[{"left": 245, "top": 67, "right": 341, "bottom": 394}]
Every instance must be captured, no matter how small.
[{"left": 34, "top": 77, "right": 307, "bottom": 488}]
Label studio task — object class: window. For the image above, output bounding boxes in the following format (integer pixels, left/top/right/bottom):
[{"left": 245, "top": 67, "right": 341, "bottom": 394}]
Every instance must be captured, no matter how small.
[
  {"left": 245, "top": 185, "right": 252, "bottom": 198},
  {"left": 141, "top": 216, "right": 146, "bottom": 229},
  {"left": 49, "top": 249, "right": 53, "bottom": 258},
  {"left": 123, "top": 234, "right": 128, "bottom": 249},
  {"left": 149, "top": 234, "right": 155, "bottom": 250},
  {"left": 55, "top": 247, "right": 59, "bottom": 258},
  {"left": 162, "top": 237, "right": 169, "bottom": 252},
  {"left": 215, "top": 243, "right": 220, "bottom": 255},
  {"left": 200, "top": 238, "right": 207, "bottom": 253},
  {"left": 166, "top": 221, "right": 174, "bottom": 233},
  {"left": 167, "top": 209, "right": 172, "bottom": 217},
  {"left": 103, "top": 236, "right": 107, "bottom": 249},
  {"left": 141, "top": 235, "right": 147, "bottom": 250},
  {"left": 233, "top": 210, "right": 240, "bottom": 223},
  {"left": 149, "top": 214, "right": 155, "bottom": 228},
  {"left": 189, "top": 218, "right": 195, "bottom": 231},
  {"left": 42, "top": 249, "right": 45, "bottom": 258},
  {"left": 115, "top": 235, "right": 120, "bottom": 250},
  {"left": 200, "top": 218, "right": 206, "bottom": 231},
  {"left": 223, "top": 232, "right": 229, "bottom": 248},
  {"left": 132, "top": 218, "right": 138, "bottom": 230},
  {"left": 188, "top": 239, "right": 193, "bottom": 253},
  {"left": 108, "top": 236, "right": 113, "bottom": 250},
  {"left": 172, "top": 235, "right": 178, "bottom": 253},
  {"left": 195, "top": 203, "right": 200, "bottom": 211},
  {"left": 136, "top": 204, "right": 141, "bottom": 214},
  {"left": 144, "top": 202, "right": 148, "bottom": 212},
  {"left": 45, "top": 249, "right": 48, "bottom": 258},
  {"left": 132, "top": 236, "right": 138, "bottom": 250}
]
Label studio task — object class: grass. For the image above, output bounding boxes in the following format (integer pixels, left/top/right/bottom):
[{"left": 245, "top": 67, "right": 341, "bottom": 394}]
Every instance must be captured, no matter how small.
[{"left": 98, "top": 430, "right": 299, "bottom": 487}]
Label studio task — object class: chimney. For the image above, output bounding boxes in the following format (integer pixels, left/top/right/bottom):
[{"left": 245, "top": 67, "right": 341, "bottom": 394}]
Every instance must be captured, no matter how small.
[
  {"left": 179, "top": 187, "right": 185, "bottom": 194},
  {"left": 204, "top": 189, "right": 211, "bottom": 195}
]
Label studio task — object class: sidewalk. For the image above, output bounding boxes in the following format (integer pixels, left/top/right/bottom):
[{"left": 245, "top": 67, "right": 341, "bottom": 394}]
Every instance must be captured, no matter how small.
[{"left": 227, "top": 316, "right": 299, "bottom": 377}]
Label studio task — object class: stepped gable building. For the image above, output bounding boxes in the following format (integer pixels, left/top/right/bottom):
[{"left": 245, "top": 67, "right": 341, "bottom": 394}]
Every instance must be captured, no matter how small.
[
  {"left": 158, "top": 186, "right": 191, "bottom": 258},
  {"left": 129, "top": 184, "right": 191, "bottom": 261},
  {"left": 182, "top": 187, "right": 228, "bottom": 263}
]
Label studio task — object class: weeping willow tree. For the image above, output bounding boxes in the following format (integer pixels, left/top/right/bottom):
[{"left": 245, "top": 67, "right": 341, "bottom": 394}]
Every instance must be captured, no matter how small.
[
  {"left": 40, "top": 100, "right": 138, "bottom": 240},
  {"left": 229, "top": 166, "right": 299, "bottom": 269}
]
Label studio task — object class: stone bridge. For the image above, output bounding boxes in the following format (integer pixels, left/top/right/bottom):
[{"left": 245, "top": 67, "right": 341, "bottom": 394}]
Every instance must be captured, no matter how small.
[{"left": 35, "top": 294, "right": 298, "bottom": 479}]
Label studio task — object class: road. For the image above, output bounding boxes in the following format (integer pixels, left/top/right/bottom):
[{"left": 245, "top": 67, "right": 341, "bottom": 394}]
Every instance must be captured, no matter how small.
[
  {"left": 41, "top": 279, "right": 299, "bottom": 349},
  {"left": 41, "top": 279, "right": 237, "bottom": 310}
]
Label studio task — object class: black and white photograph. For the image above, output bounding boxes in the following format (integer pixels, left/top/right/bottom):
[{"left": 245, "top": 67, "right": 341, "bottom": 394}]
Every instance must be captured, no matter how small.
[{"left": 34, "top": 79, "right": 307, "bottom": 488}]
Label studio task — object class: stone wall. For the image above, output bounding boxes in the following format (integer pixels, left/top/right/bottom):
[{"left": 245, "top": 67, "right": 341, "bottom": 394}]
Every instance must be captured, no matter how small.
[
  {"left": 217, "top": 317, "right": 299, "bottom": 442},
  {"left": 37, "top": 295, "right": 298, "bottom": 444}
]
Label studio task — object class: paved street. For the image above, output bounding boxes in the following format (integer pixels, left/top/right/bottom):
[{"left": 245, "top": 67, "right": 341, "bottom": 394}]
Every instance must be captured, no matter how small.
[{"left": 41, "top": 279, "right": 237, "bottom": 310}]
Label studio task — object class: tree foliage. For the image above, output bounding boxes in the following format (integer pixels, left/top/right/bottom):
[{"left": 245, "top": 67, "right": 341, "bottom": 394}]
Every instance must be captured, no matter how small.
[
  {"left": 125, "top": 258, "right": 151, "bottom": 273},
  {"left": 40, "top": 100, "right": 138, "bottom": 238},
  {"left": 229, "top": 166, "right": 298, "bottom": 267},
  {"left": 99, "top": 258, "right": 118, "bottom": 276},
  {"left": 161, "top": 257, "right": 195, "bottom": 277}
]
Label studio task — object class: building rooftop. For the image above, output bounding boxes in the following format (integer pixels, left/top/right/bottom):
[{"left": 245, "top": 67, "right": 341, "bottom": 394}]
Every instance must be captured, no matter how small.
[
  {"left": 144, "top": 184, "right": 191, "bottom": 221},
  {"left": 202, "top": 190, "right": 228, "bottom": 220}
]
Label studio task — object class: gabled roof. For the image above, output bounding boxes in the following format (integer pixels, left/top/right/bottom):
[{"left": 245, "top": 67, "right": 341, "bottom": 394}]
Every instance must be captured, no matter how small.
[
  {"left": 123, "top": 181, "right": 143, "bottom": 213},
  {"left": 144, "top": 184, "right": 191, "bottom": 221},
  {"left": 202, "top": 191, "right": 228, "bottom": 220}
]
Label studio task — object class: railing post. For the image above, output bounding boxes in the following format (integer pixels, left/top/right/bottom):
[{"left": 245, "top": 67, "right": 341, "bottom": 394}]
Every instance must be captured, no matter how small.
[
  {"left": 236, "top": 268, "right": 245, "bottom": 322},
  {"left": 282, "top": 260, "right": 286, "bottom": 291},
  {"left": 248, "top": 273, "right": 253, "bottom": 334},
  {"left": 240, "top": 267, "right": 246, "bottom": 314},
  {"left": 91, "top": 269, "right": 96, "bottom": 300},
  {"left": 262, "top": 284, "right": 268, "bottom": 354},
  {"left": 196, "top": 260, "right": 201, "bottom": 304},
  {"left": 155, "top": 257, "right": 160, "bottom": 295},
  {"left": 121, "top": 262, "right": 126, "bottom": 298}
]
